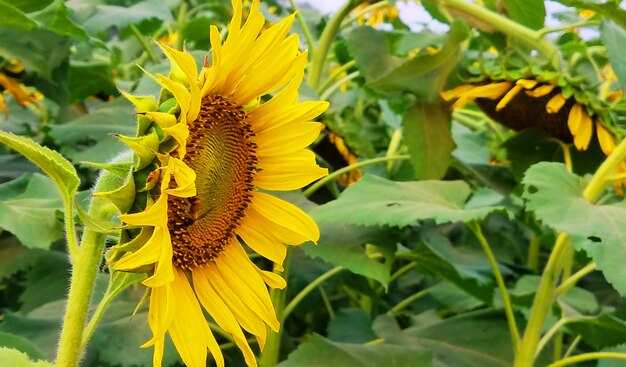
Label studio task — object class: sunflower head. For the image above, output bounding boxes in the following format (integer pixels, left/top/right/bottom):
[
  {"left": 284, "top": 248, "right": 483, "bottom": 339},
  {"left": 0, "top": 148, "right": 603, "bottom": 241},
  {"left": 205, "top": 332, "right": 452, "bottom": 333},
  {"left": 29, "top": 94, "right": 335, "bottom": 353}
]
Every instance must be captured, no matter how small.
[{"left": 105, "top": 1, "right": 329, "bottom": 366}]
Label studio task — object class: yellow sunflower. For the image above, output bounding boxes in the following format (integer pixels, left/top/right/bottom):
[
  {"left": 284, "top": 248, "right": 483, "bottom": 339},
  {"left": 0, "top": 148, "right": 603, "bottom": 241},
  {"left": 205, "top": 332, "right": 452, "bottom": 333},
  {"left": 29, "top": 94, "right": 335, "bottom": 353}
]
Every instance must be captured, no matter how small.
[
  {"left": 107, "top": 1, "right": 328, "bottom": 366},
  {"left": 0, "top": 61, "right": 38, "bottom": 116},
  {"left": 441, "top": 79, "right": 617, "bottom": 153}
]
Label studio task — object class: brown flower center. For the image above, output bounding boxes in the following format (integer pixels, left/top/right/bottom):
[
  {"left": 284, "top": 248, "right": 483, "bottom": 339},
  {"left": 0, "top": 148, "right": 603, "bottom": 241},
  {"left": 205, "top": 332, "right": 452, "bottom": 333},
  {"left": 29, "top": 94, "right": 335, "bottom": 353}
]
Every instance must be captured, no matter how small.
[{"left": 168, "top": 95, "right": 257, "bottom": 270}]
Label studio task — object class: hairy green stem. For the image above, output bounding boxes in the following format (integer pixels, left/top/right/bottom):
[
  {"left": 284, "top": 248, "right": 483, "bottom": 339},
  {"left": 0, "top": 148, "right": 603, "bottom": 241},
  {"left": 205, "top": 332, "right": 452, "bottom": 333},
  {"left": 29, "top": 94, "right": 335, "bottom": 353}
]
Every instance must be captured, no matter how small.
[
  {"left": 55, "top": 228, "right": 106, "bottom": 367},
  {"left": 307, "top": 0, "right": 363, "bottom": 89},
  {"left": 304, "top": 155, "right": 410, "bottom": 197},
  {"left": 64, "top": 200, "right": 79, "bottom": 264},
  {"left": 469, "top": 222, "right": 520, "bottom": 354}
]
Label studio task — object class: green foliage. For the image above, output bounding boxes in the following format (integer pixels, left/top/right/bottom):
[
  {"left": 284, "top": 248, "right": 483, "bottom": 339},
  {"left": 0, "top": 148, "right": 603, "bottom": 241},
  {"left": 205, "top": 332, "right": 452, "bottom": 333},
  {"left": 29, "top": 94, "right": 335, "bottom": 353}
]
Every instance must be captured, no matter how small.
[{"left": 0, "top": 348, "right": 52, "bottom": 367}]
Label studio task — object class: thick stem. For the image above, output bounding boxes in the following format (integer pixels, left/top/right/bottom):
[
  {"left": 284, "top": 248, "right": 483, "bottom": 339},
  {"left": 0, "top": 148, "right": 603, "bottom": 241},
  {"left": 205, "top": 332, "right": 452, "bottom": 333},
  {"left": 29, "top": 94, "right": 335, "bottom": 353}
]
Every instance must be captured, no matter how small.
[
  {"left": 469, "top": 222, "right": 521, "bottom": 354},
  {"left": 307, "top": 0, "right": 362, "bottom": 90},
  {"left": 259, "top": 251, "right": 293, "bottom": 367},
  {"left": 55, "top": 229, "right": 106, "bottom": 367}
]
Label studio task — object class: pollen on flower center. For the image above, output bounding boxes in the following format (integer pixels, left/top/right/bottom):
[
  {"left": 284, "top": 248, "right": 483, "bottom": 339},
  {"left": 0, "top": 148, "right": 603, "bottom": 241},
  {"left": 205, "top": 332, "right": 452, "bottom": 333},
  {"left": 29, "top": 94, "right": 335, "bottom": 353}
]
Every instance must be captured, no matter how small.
[{"left": 168, "top": 95, "right": 257, "bottom": 270}]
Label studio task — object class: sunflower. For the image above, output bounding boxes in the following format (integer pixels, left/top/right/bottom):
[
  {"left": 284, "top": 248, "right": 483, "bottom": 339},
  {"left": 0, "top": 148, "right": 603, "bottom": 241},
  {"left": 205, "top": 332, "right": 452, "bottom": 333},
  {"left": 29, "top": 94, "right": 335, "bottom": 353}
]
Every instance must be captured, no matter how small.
[
  {"left": 353, "top": 1, "right": 399, "bottom": 26},
  {"left": 441, "top": 75, "right": 626, "bottom": 192},
  {"left": 0, "top": 60, "right": 38, "bottom": 116},
  {"left": 106, "top": 1, "right": 328, "bottom": 366}
]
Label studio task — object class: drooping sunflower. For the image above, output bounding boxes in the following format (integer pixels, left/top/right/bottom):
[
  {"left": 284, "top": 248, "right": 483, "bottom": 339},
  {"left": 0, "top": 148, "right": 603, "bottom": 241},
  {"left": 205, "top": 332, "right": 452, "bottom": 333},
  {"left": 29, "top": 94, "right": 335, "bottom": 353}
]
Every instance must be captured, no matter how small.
[
  {"left": 105, "top": 1, "right": 328, "bottom": 366},
  {"left": 440, "top": 53, "right": 626, "bottom": 191},
  {"left": 0, "top": 59, "right": 38, "bottom": 116}
]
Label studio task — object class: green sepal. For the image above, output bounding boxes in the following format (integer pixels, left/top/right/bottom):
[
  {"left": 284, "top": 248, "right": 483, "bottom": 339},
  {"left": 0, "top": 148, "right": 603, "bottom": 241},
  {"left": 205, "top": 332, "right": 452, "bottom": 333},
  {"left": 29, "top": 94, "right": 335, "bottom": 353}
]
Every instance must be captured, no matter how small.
[
  {"left": 109, "top": 227, "right": 154, "bottom": 254},
  {"left": 79, "top": 161, "right": 133, "bottom": 177},
  {"left": 114, "top": 133, "right": 160, "bottom": 171},
  {"left": 143, "top": 111, "right": 177, "bottom": 128},
  {"left": 158, "top": 97, "right": 177, "bottom": 113},
  {"left": 120, "top": 92, "right": 157, "bottom": 113},
  {"left": 74, "top": 198, "right": 119, "bottom": 235},
  {"left": 93, "top": 173, "right": 136, "bottom": 213}
]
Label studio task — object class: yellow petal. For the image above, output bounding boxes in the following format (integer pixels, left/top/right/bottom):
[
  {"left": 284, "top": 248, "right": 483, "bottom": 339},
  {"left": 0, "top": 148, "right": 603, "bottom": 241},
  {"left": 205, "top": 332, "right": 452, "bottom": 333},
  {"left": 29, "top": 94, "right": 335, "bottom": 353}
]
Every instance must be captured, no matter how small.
[
  {"left": 250, "top": 192, "right": 320, "bottom": 243},
  {"left": 157, "top": 75, "right": 191, "bottom": 123},
  {"left": 255, "top": 165, "right": 328, "bottom": 191},
  {"left": 193, "top": 270, "right": 258, "bottom": 367},
  {"left": 118, "top": 192, "right": 168, "bottom": 227},
  {"left": 241, "top": 204, "right": 313, "bottom": 245},
  {"left": 440, "top": 84, "right": 475, "bottom": 101},
  {"left": 168, "top": 268, "right": 224, "bottom": 367},
  {"left": 236, "top": 223, "right": 287, "bottom": 265},
  {"left": 546, "top": 93, "right": 566, "bottom": 114},
  {"left": 164, "top": 158, "right": 196, "bottom": 197},
  {"left": 574, "top": 112, "right": 593, "bottom": 151},
  {"left": 567, "top": 103, "right": 583, "bottom": 134},
  {"left": 516, "top": 79, "right": 539, "bottom": 89},
  {"left": 495, "top": 84, "right": 523, "bottom": 111},
  {"left": 162, "top": 122, "right": 190, "bottom": 159},
  {"left": 142, "top": 284, "right": 176, "bottom": 366},
  {"left": 254, "top": 122, "right": 323, "bottom": 157},
  {"left": 114, "top": 227, "right": 163, "bottom": 270},
  {"left": 249, "top": 100, "right": 329, "bottom": 135},
  {"left": 596, "top": 123, "right": 616, "bottom": 156},
  {"left": 142, "top": 228, "right": 174, "bottom": 288},
  {"left": 526, "top": 84, "right": 555, "bottom": 98},
  {"left": 460, "top": 82, "right": 512, "bottom": 100}
]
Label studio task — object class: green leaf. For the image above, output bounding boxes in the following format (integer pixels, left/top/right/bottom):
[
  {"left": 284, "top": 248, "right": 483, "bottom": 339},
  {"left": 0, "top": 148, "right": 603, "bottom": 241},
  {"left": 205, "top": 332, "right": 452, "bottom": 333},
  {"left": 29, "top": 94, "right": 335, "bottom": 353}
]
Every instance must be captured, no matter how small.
[
  {"left": 0, "top": 174, "right": 64, "bottom": 249},
  {"left": 373, "top": 311, "right": 517, "bottom": 367},
  {"left": 346, "top": 26, "right": 402, "bottom": 86},
  {"left": 523, "top": 162, "right": 626, "bottom": 296},
  {"left": 30, "top": 1, "right": 88, "bottom": 39},
  {"left": 0, "top": 236, "right": 31, "bottom": 280},
  {"left": 66, "top": 62, "right": 118, "bottom": 101},
  {"left": 277, "top": 334, "right": 432, "bottom": 367},
  {"left": 0, "top": 347, "right": 52, "bottom": 367},
  {"left": 84, "top": 0, "right": 173, "bottom": 33},
  {"left": 502, "top": 0, "right": 545, "bottom": 30},
  {"left": 327, "top": 308, "right": 377, "bottom": 344},
  {"left": 0, "top": 1, "right": 38, "bottom": 30},
  {"left": 302, "top": 223, "right": 394, "bottom": 287},
  {"left": 412, "top": 239, "right": 494, "bottom": 303},
  {"left": 8, "top": 0, "right": 53, "bottom": 13},
  {"left": 602, "top": 20, "right": 626, "bottom": 91},
  {"left": 599, "top": 344, "right": 626, "bottom": 367},
  {"left": 557, "top": 0, "right": 626, "bottom": 29},
  {"left": 567, "top": 314, "right": 626, "bottom": 349},
  {"left": 403, "top": 102, "right": 454, "bottom": 180},
  {"left": 312, "top": 175, "right": 504, "bottom": 228},
  {"left": 0, "top": 332, "right": 45, "bottom": 361},
  {"left": 19, "top": 249, "right": 70, "bottom": 313},
  {"left": 48, "top": 100, "right": 136, "bottom": 162},
  {"left": 0, "top": 310, "right": 62, "bottom": 360},
  {"left": 0, "top": 131, "right": 79, "bottom": 209}
]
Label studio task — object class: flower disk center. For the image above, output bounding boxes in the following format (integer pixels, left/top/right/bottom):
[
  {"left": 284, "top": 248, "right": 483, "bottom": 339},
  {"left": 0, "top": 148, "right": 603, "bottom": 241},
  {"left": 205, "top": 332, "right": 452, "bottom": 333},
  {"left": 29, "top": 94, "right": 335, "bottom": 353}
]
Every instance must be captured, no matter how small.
[{"left": 168, "top": 95, "right": 257, "bottom": 270}]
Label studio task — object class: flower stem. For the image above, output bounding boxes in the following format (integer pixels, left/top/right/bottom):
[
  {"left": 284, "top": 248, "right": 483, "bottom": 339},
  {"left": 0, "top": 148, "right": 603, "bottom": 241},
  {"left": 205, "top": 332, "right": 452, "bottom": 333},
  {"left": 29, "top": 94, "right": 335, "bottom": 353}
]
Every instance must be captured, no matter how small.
[
  {"left": 437, "top": 0, "right": 561, "bottom": 68},
  {"left": 318, "top": 60, "right": 356, "bottom": 94},
  {"left": 546, "top": 352, "right": 626, "bottom": 367},
  {"left": 303, "top": 155, "right": 410, "bottom": 197},
  {"left": 55, "top": 229, "right": 106, "bottom": 367},
  {"left": 319, "top": 71, "right": 360, "bottom": 100},
  {"left": 130, "top": 24, "right": 158, "bottom": 63},
  {"left": 259, "top": 251, "right": 292, "bottom": 367},
  {"left": 289, "top": 0, "right": 316, "bottom": 57},
  {"left": 469, "top": 222, "right": 521, "bottom": 355},
  {"left": 555, "top": 262, "right": 596, "bottom": 296},
  {"left": 63, "top": 200, "right": 79, "bottom": 264},
  {"left": 386, "top": 289, "right": 429, "bottom": 316},
  {"left": 307, "top": 0, "right": 363, "bottom": 90},
  {"left": 281, "top": 266, "right": 344, "bottom": 322}
]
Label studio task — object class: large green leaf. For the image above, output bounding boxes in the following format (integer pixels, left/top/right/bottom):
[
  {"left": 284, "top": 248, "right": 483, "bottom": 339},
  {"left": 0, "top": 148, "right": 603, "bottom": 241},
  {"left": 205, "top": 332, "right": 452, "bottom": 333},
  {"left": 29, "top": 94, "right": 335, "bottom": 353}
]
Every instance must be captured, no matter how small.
[
  {"left": 30, "top": 1, "right": 88, "bottom": 39},
  {"left": 327, "top": 309, "right": 378, "bottom": 344},
  {"left": 312, "top": 175, "right": 504, "bottom": 228},
  {"left": 602, "top": 20, "right": 626, "bottom": 92},
  {"left": 84, "top": 0, "right": 173, "bottom": 33},
  {"left": 66, "top": 62, "right": 118, "bottom": 102},
  {"left": 523, "top": 162, "right": 626, "bottom": 296},
  {"left": 0, "top": 348, "right": 52, "bottom": 367},
  {"left": 372, "top": 311, "right": 516, "bottom": 367},
  {"left": 502, "top": 0, "right": 545, "bottom": 30},
  {"left": 19, "top": 249, "right": 70, "bottom": 313},
  {"left": 0, "top": 131, "right": 79, "bottom": 209},
  {"left": 0, "top": 332, "right": 45, "bottom": 361},
  {"left": 402, "top": 102, "right": 454, "bottom": 180},
  {"left": 0, "top": 1, "right": 37, "bottom": 30},
  {"left": 0, "top": 174, "right": 64, "bottom": 249},
  {"left": 302, "top": 223, "right": 394, "bottom": 287},
  {"left": 0, "top": 236, "right": 31, "bottom": 280},
  {"left": 567, "top": 314, "right": 626, "bottom": 349},
  {"left": 277, "top": 334, "right": 432, "bottom": 367}
]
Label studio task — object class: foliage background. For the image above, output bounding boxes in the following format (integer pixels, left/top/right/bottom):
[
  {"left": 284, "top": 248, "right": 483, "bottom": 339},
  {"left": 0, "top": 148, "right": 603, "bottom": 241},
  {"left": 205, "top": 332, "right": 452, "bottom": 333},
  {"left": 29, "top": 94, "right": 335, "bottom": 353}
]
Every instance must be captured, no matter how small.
[{"left": 2, "top": 0, "right": 626, "bottom": 366}]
